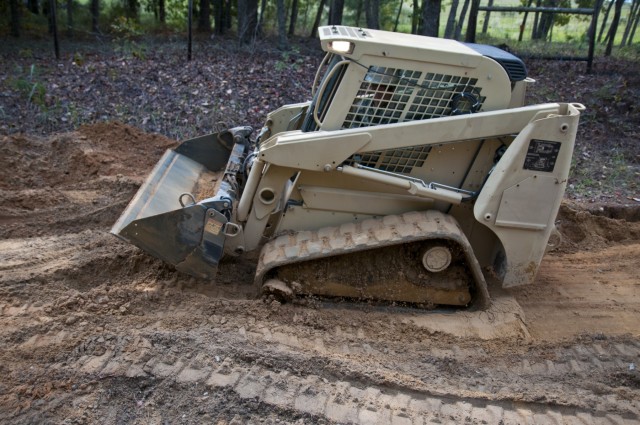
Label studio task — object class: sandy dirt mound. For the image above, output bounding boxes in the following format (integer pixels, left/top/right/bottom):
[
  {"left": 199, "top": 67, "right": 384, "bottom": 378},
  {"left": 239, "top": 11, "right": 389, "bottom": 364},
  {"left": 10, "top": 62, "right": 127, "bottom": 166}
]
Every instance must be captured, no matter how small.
[
  {"left": 1, "top": 124, "right": 639, "bottom": 424},
  {"left": 0, "top": 122, "right": 176, "bottom": 239}
]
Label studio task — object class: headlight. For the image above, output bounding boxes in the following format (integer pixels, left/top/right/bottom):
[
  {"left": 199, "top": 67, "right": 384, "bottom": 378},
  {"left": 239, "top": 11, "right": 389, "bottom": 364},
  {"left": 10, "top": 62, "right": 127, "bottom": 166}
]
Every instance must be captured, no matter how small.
[{"left": 328, "top": 41, "right": 354, "bottom": 55}]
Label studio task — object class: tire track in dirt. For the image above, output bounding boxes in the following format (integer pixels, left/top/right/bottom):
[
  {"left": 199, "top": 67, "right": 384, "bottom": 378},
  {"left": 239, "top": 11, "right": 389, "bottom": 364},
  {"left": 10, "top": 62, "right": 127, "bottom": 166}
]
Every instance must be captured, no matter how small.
[{"left": 4, "top": 320, "right": 638, "bottom": 424}]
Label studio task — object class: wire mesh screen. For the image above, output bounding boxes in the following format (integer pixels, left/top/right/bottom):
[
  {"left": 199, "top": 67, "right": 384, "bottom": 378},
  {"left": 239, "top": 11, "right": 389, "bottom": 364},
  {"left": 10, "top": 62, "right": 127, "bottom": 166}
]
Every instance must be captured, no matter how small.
[
  {"left": 406, "top": 74, "right": 485, "bottom": 120},
  {"left": 345, "top": 145, "right": 432, "bottom": 174},
  {"left": 343, "top": 67, "right": 422, "bottom": 129},
  {"left": 343, "top": 67, "right": 485, "bottom": 129}
]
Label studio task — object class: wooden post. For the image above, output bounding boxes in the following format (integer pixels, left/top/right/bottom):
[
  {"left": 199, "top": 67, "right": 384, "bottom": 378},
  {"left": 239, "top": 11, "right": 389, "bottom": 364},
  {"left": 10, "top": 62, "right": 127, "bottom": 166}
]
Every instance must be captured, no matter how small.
[
  {"left": 50, "top": 0, "right": 60, "bottom": 60},
  {"left": 188, "top": 0, "right": 193, "bottom": 61}
]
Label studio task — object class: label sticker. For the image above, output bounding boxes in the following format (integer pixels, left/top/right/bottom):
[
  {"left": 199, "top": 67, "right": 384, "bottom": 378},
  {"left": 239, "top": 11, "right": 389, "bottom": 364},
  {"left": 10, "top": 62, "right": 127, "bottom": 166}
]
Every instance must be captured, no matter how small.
[
  {"left": 524, "top": 140, "right": 561, "bottom": 172},
  {"left": 205, "top": 219, "right": 223, "bottom": 236}
]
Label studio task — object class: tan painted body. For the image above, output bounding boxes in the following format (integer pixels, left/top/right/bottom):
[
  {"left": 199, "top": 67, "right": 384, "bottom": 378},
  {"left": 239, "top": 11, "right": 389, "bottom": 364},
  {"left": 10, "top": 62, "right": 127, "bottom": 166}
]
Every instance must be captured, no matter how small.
[
  {"left": 113, "top": 26, "right": 584, "bottom": 305},
  {"left": 229, "top": 26, "right": 583, "bottom": 289}
]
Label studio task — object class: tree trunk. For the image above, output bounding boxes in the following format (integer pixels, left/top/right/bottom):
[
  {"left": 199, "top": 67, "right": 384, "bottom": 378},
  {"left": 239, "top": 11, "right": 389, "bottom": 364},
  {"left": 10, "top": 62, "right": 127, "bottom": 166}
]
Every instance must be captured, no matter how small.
[
  {"left": 481, "top": 0, "right": 492, "bottom": 34},
  {"left": 629, "top": 0, "right": 640, "bottom": 45},
  {"left": 621, "top": 0, "right": 639, "bottom": 46},
  {"left": 127, "top": 0, "right": 139, "bottom": 21},
  {"left": 454, "top": 0, "right": 470, "bottom": 40},
  {"left": 355, "top": 0, "right": 363, "bottom": 27},
  {"left": 214, "top": 0, "right": 222, "bottom": 33},
  {"left": 411, "top": 0, "right": 419, "bottom": 33},
  {"left": 28, "top": 0, "right": 39, "bottom": 14},
  {"left": 50, "top": 0, "right": 60, "bottom": 59},
  {"left": 393, "top": 0, "right": 403, "bottom": 32},
  {"left": 605, "top": 0, "right": 625, "bottom": 55},
  {"left": 444, "top": 0, "right": 459, "bottom": 38},
  {"left": 598, "top": 0, "right": 614, "bottom": 42},
  {"left": 238, "top": 0, "right": 259, "bottom": 43},
  {"left": 288, "top": 0, "right": 297, "bottom": 35},
  {"left": 225, "top": 0, "right": 232, "bottom": 30},
  {"left": 420, "top": 0, "right": 440, "bottom": 37},
  {"left": 519, "top": 0, "right": 534, "bottom": 41},
  {"left": 257, "top": 0, "right": 267, "bottom": 35},
  {"left": 91, "top": 0, "right": 99, "bottom": 33},
  {"left": 309, "top": 0, "right": 326, "bottom": 37},
  {"left": 277, "top": 0, "right": 288, "bottom": 48},
  {"left": 465, "top": 0, "right": 479, "bottom": 42},
  {"left": 66, "top": 0, "right": 73, "bottom": 37},
  {"left": 158, "top": 0, "right": 166, "bottom": 23},
  {"left": 199, "top": 0, "right": 211, "bottom": 31},
  {"left": 532, "top": 0, "right": 541, "bottom": 39},
  {"left": 10, "top": 0, "right": 20, "bottom": 37},
  {"left": 365, "top": 0, "right": 379, "bottom": 29},
  {"left": 329, "top": 0, "right": 344, "bottom": 25},
  {"left": 536, "top": 1, "right": 556, "bottom": 41}
]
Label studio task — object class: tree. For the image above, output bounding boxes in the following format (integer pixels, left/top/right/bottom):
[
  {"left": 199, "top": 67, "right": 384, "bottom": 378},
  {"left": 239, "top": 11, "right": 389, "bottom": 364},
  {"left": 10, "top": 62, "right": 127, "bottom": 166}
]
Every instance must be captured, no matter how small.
[
  {"left": 411, "top": 0, "right": 419, "bottom": 33},
  {"left": 420, "top": 0, "right": 440, "bottom": 37},
  {"left": 310, "top": 0, "right": 327, "bottom": 37},
  {"left": 213, "top": 0, "right": 226, "bottom": 34},
  {"left": 534, "top": 0, "right": 558, "bottom": 41},
  {"left": 238, "top": 0, "right": 259, "bottom": 43},
  {"left": 465, "top": 0, "right": 479, "bottom": 42},
  {"left": 393, "top": 0, "right": 403, "bottom": 31},
  {"left": 605, "top": 0, "right": 625, "bottom": 55},
  {"left": 454, "top": 0, "right": 470, "bottom": 40},
  {"left": 329, "top": 0, "right": 345, "bottom": 25},
  {"left": 444, "top": 0, "right": 459, "bottom": 38},
  {"left": 355, "top": 0, "right": 363, "bottom": 27},
  {"left": 365, "top": 0, "right": 379, "bottom": 29},
  {"left": 277, "top": 0, "right": 288, "bottom": 48},
  {"left": 288, "top": 0, "right": 298, "bottom": 35},
  {"left": 519, "top": 0, "right": 534, "bottom": 41},
  {"left": 598, "top": 0, "right": 614, "bottom": 42},
  {"left": 257, "top": 0, "right": 267, "bottom": 35},
  {"left": 66, "top": 0, "right": 73, "bottom": 37},
  {"left": 481, "top": 0, "right": 493, "bottom": 34},
  {"left": 158, "top": 0, "right": 166, "bottom": 23},
  {"left": 629, "top": 1, "right": 640, "bottom": 45},
  {"left": 126, "top": 0, "right": 139, "bottom": 21},
  {"left": 28, "top": 0, "right": 39, "bottom": 14},
  {"left": 10, "top": 0, "right": 20, "bottom": 37},
  {"left": 198, "top": 0, "right": 211, "bottom": 31},
  {"left": 91, "top": 0, "right": 100, "bottom": 32},
  {"left": 621, "top": 0, "right": 640, "bottom": 46}
]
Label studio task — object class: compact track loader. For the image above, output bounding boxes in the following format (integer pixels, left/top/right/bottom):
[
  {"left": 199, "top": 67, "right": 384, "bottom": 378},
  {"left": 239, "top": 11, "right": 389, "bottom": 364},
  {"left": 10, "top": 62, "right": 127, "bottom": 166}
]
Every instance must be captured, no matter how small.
[{"left": 112, "top": 26, "right": 584, "bottom": 309}]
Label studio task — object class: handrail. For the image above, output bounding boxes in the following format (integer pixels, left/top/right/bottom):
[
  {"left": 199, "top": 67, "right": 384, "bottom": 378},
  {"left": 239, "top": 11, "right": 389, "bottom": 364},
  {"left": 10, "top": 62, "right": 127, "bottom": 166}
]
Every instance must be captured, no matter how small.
[{"left": 313, "top": 60, "right": 350, "bottom": 128}]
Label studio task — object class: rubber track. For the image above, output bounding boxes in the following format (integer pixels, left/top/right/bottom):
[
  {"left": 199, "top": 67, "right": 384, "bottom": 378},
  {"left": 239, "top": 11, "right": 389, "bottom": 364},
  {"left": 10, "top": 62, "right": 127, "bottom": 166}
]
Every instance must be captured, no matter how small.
[{"left": 255, "top": 210, "right": 491, "bottom": 308}]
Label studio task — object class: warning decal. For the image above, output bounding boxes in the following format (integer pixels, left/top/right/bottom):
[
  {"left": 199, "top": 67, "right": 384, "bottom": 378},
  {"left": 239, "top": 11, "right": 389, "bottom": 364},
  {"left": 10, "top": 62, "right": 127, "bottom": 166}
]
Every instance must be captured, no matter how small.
[{"left": 524, "top": 139, "right": 561, "bottom": 172}]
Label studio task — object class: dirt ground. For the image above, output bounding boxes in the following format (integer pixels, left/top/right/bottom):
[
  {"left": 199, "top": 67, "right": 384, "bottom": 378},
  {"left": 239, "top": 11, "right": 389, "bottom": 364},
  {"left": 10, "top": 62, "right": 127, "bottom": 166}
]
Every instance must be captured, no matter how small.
[{"left": 1, "top": 124, "right": 639, "bottom": 424}]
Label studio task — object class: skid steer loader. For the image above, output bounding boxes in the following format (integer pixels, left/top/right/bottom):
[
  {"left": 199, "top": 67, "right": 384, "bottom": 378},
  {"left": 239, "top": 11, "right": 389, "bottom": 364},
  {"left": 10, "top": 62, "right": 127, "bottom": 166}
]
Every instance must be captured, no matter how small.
[{"left": 112, "top": 26, "right": 584, "bottom": 309}]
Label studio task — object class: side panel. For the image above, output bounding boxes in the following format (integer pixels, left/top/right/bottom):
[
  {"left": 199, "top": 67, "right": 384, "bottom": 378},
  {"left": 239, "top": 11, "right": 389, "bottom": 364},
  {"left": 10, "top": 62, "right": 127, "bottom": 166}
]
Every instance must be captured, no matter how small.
[{"left": 474, "top": 103, "right": 582, "bottom": 287}]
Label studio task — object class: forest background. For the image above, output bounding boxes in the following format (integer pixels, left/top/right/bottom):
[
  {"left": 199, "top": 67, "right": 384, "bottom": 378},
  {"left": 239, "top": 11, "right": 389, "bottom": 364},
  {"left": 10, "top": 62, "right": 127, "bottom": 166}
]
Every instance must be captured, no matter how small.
[{"left": 1, "top": 0, "right": 638, "bottom": 203}]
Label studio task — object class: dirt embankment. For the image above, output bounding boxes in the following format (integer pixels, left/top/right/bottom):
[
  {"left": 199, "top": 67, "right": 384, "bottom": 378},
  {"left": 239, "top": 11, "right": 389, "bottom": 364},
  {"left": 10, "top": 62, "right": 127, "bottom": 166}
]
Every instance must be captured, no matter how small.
[{"left": 1, "top": 124, "right": 639, "bottom": 424}]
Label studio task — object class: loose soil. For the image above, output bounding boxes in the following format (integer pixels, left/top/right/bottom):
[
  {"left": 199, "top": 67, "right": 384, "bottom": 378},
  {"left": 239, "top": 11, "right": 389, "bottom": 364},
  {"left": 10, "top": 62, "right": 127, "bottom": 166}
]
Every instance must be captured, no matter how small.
[{"left": 1, "top": 124, "right": 639, "bottom": 424}]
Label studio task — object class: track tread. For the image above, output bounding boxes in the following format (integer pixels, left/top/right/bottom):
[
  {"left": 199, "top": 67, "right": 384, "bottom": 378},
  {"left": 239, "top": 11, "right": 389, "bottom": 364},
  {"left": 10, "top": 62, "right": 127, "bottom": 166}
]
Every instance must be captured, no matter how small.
[{"left": 256, "top": 210, "right": 490, "bottom": 307}]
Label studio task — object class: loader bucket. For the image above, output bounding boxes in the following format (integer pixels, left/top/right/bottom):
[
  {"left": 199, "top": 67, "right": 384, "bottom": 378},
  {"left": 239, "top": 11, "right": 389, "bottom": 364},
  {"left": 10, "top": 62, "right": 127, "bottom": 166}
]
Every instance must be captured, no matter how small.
[{"left": 111, "top": 129, "right": 250, "bottom": 278}]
